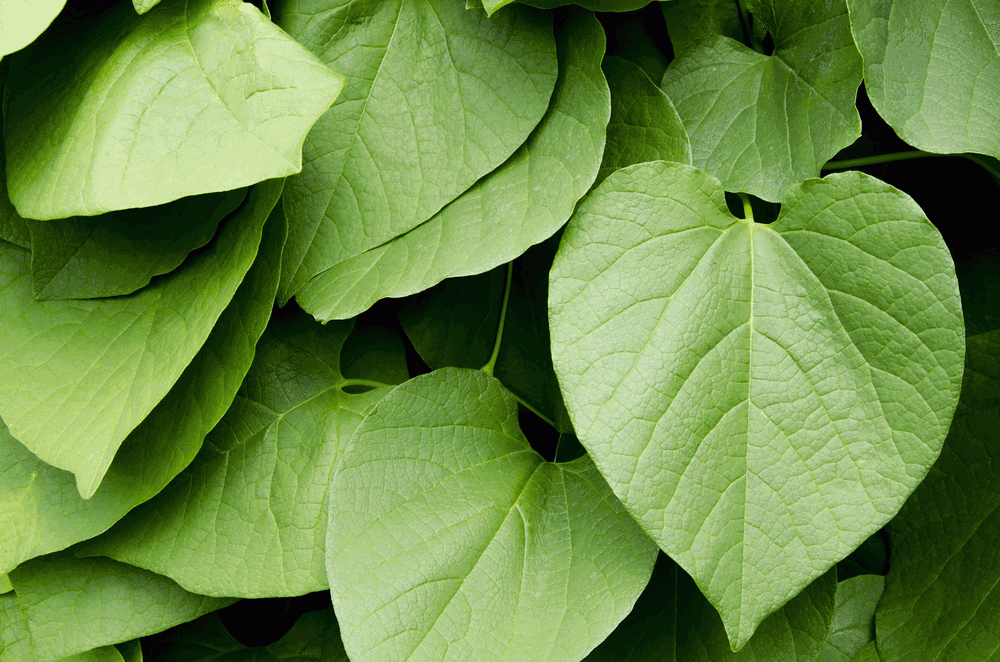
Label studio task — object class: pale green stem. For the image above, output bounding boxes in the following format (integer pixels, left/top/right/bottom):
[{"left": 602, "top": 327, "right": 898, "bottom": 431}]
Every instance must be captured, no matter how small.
[
  {"left": 340, "top": 378, "right": 390, "bottom": 390},
  {"left": 481, "top": 262, "right": 513, "bottom": 377},
  {"left": 739, "top": 192, "right": 754, "bottom": 223},
  {"left": 513, "top": 394, "right": 557, "bottom": 429},
  {"left": 822, "top": 150, "right": 936, "bottom": 170}
]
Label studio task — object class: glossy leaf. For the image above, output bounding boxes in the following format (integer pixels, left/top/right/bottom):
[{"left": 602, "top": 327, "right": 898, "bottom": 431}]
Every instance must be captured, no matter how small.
[
  {"left": 327, "top": 368, "right": 658, "bottom": 662},
  {"left": 0, "top": 0, "right": 64, "bottom": 56},
  {"left": 9, "top": 552, "right": 235, "bottom": 662},
  {"left": 875, "top": 330, "right": 1000, "bottom": 661},
  {"left": 286, "top": 7, "right": 605, "bottom": 320},
  {"left": 818, "top": 575, "right": 884, "bottom": 661},
  {"left": 4, "top": 0, "right": 342, "bottom": 219},
  {"left": 0, "top": 199, "right": 284, "bottom": 575},
  {"left": 661, "top": 0, "right": 862, "bottom": 201},
  {"left": 549, "top": 161, "right": 964, "bottom": 648},
  {"left": 848, "top": 0, "right": 1000, "bottom": 160},
  {"left": 0, "top": 180, "right": 281, "bottom": 499},
  {"left": 78, "top": 310, "right": 396, "bottom": 597}
]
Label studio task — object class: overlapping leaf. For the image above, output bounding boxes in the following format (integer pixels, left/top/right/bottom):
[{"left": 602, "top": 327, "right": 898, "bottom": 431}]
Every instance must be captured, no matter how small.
[
  {"left": 848, "top": 0, "right": 1000, "bottom": 160},
  {"left": 818, "top": 575, "right": 883, "bottom": 661},
  {"left": 549, "top": 161, "right": 964, "bottom": 648},
  {"left": 9, "top": 552, "right": 235, "bottom": 662},
  {"left": 0, "top": 200, "right": 284, "bottom": 575},
  {"left": 661, "top": 0, "right": 862, "bottom": 201},
  {"left": 0, "top": 0, "right": 65, "bottom": 56},
  {"left": 272, "top": 0, "right": 558, "bottom": 306},
  {"left": 478, "top": 0, "right": 653, "bottom": 17},
  {"left": 79, "top": 310, "right": 397, "bottom": 598},
  {"left": 327, "top": 368, "right": 658, "bottom": 662},
  {"left": 0, "top": 180, "right": 282, "bottom": 499},
  {"left": 4, "top": 0, "right": 343, "bottom": 219}
]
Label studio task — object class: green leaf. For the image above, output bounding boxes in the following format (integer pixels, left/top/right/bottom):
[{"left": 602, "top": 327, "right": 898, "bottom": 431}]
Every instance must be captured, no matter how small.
[
  {"left": 818, "top": 575, "right": 884, "bottom": 662},
  {"left": 548, "top": 161, "right": 965, "bottom": 649},
  {"left": 53, "top": 646, "right": 127, "bottom": 662},
  {"left": 847, "top": 0, "right": 1000, "bottom": 160},
  {"left": 115, "top": 640, "right": 142, "bottom": 662},
  {"left": 0, "top": 575, "right": 10, "bottom": 594},
  {"left": 9, "top": 552, "right": 236, "bottom": 662},
  {"left": 598, "top": 55, "right": 691, "bottom": 184},
  {"left": 27, "top": 188, "right": 246, "bottom": 300},
  {"left": 0, "top": 592, "right": 30, "bottom": 662},
  {"left": 0, "top": 0, "right": 65, "bottom": 56},
  {"left": 478, "top": 0, "right": 653, "bottom": 18},
  {"left": 4, "top": 0, "right": 342, "bottom": 220},
  {"left": 0, "top": 180, "right": 281, "bottom": 500},
  {"left": 661, "top": 0, "right": 862, "bottom": 201},
  {"left": 134, "top": 0, "right": 163, "bottom": 12},
  {"left": 140, "top": 609, "right": 348, "bottom": 661},
  {"left": 875, "top": 330, "right": 1000, "bottom": 661},
  {"left": 327, "top": 368, "right": 658, "bottom": 662},
  {"left": 660, "top": 0, "right": 745, "bottom": 55},
  {"left": 78, "top": 310, "right": 396, "bottom": 598},
  {"left": 586, "top": 554, "right": 836, "bottom": 661},
  {"left": 0, "top": 200, "right": 284, "bottom": 575},
  {"left": 272, "top": 0, "right": 558, "bottom": 306}
]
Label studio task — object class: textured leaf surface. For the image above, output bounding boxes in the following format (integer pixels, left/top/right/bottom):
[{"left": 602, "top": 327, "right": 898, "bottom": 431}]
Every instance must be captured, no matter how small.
[
  {"left": 273, "top": 0, "right": 557, "bottom": 305},
  {"left": 4, "top": 0, "right": 342, "bottom": 219},
  {"left": 28, "top": 188, "right": 246, "bottom": 300},
  {"left": 0, "top": 0, "right": 64, "bottom": 56},
  {"left": 660, "top": 0, "right": 744, "bottom": 55},
  {"left": 586, "top": 554, "right": 836, "bottom": 661},
  {"left": 848, "top": 0, "right": 1000, "bottom": 159},
  {"left": 818, "top": 575, "right": 884, "bottom": 661},
  {"left": 79, "top": 310, "right": 395, "bottom": 597},
  {"left": 549, "top": 161, "right": 964, "bottom": 648},
  {"left": 661, "top": 0, "right": 862, "bottom": 201},
  {"left": 875, "top": 330, "right": 1000, "bottom": 661},
  {"left": 327, "top": 368, "right": 658, "bottom": 662},
  {"left": 0, "top": 592, "right": 30, "bottom": 662},
  {"left": 286, "top": 7, "right": 601, "bottom": 320},
  {"left": 136, "top": 609, "right": 348, "bottom": 661},
  {"left": 0, "top": 180, "right": 281, "bottom": 499},
  {"left": 0, "top": 200, "right": 284, "bottom": 574},
  {"left": 9, "top": 552, "right": 235, "bottom": 662}
]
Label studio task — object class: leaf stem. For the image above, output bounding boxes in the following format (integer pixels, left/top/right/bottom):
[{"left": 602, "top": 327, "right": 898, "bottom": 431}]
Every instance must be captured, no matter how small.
[
  {"left": 513, "top": 393, "right": 557, "bottom": 429},
  {"left": 821, "top": 150, "right": 936, "bottom": 170},
  {"left": 739, "top": 192, "right": 754, "bottom": 223},
  {"left": 340, "top": 378, "right": 390, "bottom": 390},
  {"left": 481, "top": 262, "right": 513, "bottom": 377}
]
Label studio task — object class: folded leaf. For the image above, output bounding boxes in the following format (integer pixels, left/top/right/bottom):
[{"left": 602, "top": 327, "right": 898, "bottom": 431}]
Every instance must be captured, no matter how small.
[
  {"left": 327, "top": 368, "right": 658, "bottom": 662},
  {"left": 0, "top": 180, "right": 281, "bottom": 499},
  {"left": 549, "top": 161, "right": 964, "bottom": 649},
  {"left": 848, "top": 0, "right": 1000, "bottom": 160},
  {"left": 273, "top": 0, "right": 558, "bottom": 304},
  {"left": 0, "top": 0, "right": 65, "bottom": 56},
  {"left": 4, "top": 0, "right": 342, "bottom": 219}
]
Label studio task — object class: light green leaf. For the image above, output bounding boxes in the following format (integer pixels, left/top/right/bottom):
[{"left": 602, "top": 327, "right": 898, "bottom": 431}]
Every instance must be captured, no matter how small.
[
  {"left": 0, "top": 180, "right": 281, "bottom": 500},
  {"left": 54, "top": 646, "right": 126, "bottom": 662},
  {"left": 0, "top": 197, "right": 284, "bottom": 575},
  {"left": 0, "top": 592, "right": 30, "bottom": 662},
  {"left": 847, "top": 0, "right": 1000, "bottom": 160},
  {"left": 661, "top": 0, "right": 862, "bottom": 201},
  {"left": 272, "top": 0, "right": 557, "bottom": 306},
  {"left": 78, "top": 310, "right": 395, "bottom": 598},
  {"left": 134, "top": 0, "right": 162, "bottom": 12},
  {"left": 139, "top": 609, "right": 347, "bottom": 661},
  {"left": 0, "top": 0, "right": 64, "bottom": 56},
  {"left": 4, "top": 0, "right": 342, "bottom": 220},
  {"left": 598, "top": 55, "right": 691, "bottom": 184},
  {"left": 548, "top": 161, "right": 964, "bottom": 649},
  {"left": 0, "top": 62, "right": 29, "bottom": 250},
  {"left": 818, "top": 575, "right": 884, "bottom": 662},
  {"left": 327, "top": 368, "right": 658, "bottom": 662},
  {"left": 875, "top": 330, "right": 1000, "bottom": 661},
  {"left": 478, "top": 0, "right": 652, "bottom": 17},
  {"left": 9, "top": 552, "right": 236, "bottom": 662},
  {"left": 0, "top": 574, "right": 10, "bottom": 594},
  {"left": 27, "top": 188, "right": 246, "bottom": 300},
  {"left": 660, "top": 0, "right": 745, "bottom": 55},
  {"left": 586, "top": 554, "right": 836, "bottom": 661}
]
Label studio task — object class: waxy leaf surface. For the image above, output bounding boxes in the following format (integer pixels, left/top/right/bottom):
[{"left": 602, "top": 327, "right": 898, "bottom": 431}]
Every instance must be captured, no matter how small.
[
  {"left": 0, "top": 180, "right": 281, "bottom": 499},
  {"left": 0, "top": 0, "right": 64, "bottom": 56},
  {"left": 661, "top": 0, "right": 862, "bottom": 201},
  {"left": 327, "top": 368, "right": 658, "bottom": 662},
  {"left": 79, "top": 310, "right": 394, "bottom": 598},
  {"left": 848, "top": 0, "right": 1000, "bottom": 160},
  {"left": 4, "top": 0, "right": 342, "bottom": 219},
  {"left": 273, "top": 0, "right": 557, "bottom": 304},
  {"left": 9, "top": 552, "right": 235, "bottom": 662},
  {"left": 0, "top": 201, "right": 284, "bottom": 575},
  {"left": 818, "top": 575, "right": 883, "bottom": 661},
  {"left": 875, "top": 330, "right": 1000, "bottom": 661},
  {"left": 549, "top": 161, "right": 964, "bottom": 649}
]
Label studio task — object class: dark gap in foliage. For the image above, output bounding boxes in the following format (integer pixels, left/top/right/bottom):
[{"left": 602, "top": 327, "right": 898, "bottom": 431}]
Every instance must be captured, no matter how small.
[
  {"left": 597, "top": 4, "right": 674, "bottom": 81},
  {"left": 836, "top": 528, "right": 890, "bottom": 580},
  {"left": 341, "top": 296, "right": 412, "bottom": 387},
  {"left": 725, "top": 191, "right": 744, "bottom": 218},
  {"left": 216, "top": 591, "right": 333, "bottom": 647},
  {"left": 760, "top": 31, "right": 775, "bottom": 56},
  {"left": 554, "top": 432, "right": 586, "bottom": 463},
  {"left": 394, "top": 306, "right": 433, "bottom": 378},
  {"left": 519, "top": 405, "right": 559, "bottom": 462},
  {"left": 723, "top": 191, "right": 779, "bottom": 224}
]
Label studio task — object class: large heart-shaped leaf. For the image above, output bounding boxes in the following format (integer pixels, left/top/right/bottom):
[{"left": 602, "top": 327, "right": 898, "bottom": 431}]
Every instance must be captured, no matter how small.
[
  {"left": 549, "top": 160, "right": 964, "bottom": 649},
  {"left": 272, "top": 0, "right": 557, "bottom": 305},
  {"left": 4, "top": 0, "right": 342, "bottom": 219},
  {"left": 848, "top": 0, "right": 1000, "bottom": 160},
  {"left": 661, "top": 0, "right": 862, "bottom": 201},
  {"left": 327, "top": 368, "right": 658, "bottom": 662},
  {"left": 0, "top": 180, "right": 282, "bottom": 499}
]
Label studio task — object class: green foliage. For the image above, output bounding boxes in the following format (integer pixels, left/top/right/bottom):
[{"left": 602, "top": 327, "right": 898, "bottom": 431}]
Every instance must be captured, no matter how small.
[{"left": 0, "top": 0, "right": 996, "bottom": 660}]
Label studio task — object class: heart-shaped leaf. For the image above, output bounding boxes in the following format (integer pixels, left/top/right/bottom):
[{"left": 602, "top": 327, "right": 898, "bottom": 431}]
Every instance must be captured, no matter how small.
[{"left": 549, "top": 160, "right": 964, "bottom": 648}]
